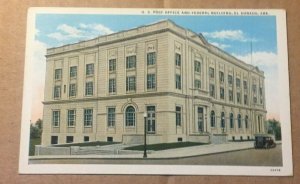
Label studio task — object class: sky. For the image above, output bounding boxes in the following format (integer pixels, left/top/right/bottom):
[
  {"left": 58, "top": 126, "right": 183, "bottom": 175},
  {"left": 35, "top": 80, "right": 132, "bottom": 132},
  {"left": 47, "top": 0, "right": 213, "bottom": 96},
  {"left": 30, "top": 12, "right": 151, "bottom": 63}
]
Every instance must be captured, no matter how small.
[{"left": 31, "top": 13, "right": 279, "bottom": 122}]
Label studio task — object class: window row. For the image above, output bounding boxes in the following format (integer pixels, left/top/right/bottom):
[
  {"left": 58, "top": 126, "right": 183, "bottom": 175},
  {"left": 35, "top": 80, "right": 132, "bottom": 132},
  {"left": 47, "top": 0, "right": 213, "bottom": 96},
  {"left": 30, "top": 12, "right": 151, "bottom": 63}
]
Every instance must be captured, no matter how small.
[
  {"left": 54, "top": 64, "right": 94, "bottom": 80},
  {"left": 52, "top": 109, "right": 93, "bottom": 128},
  {"left": 210, "top": 111, "right": 249, "bottom": 129},
  {"left": 50, "top": 135, "right": 90, "bottom": 144}
]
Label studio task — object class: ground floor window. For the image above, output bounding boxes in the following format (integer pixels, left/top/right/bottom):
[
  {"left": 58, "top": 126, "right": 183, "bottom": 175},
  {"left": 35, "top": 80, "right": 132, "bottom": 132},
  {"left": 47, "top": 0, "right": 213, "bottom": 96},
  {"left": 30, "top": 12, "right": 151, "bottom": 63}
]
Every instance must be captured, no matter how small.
[
  {"left": 84, "top": 136, "right": 89, "bottom": 142},
  {"left": 51, "top": 136, "right": 58, "bottom": 144},
  {"left": 238, "top": 114, "right": 242, "bottom": 128},
  {"left": 52, "top": 110, "right": 60, "bottom": 127},
  {"left": 147, "top": 106, "right": 156, "bottom": 133},
  {"left": 84, "top": 109, "right": 93, "bottom": 127},
  {"left": 125, "top": 106, "right": 135, "bottom": 126},
  {"left": 176, "top": 106, "right": 181, "bottom": 126},
  {"left": 221, "top": 112, "right": 225, "bottom": 129},
  {"left": 230, "top": 113, "right": 234, "bottom": 128},
  {"left": 210, "top": 110, "right": 215, "bottom": 127},
  {"left": 245, "top": 115, "right": 249, "bottom": 129},
  {"left": 107, "top": 107, "right": 116, "bottom": 127},
  {"left": 66, "top": 136, "right": 73, "bottom": 143},
  {"left": 197, "top": 107, "right": 204, "bottom": 132},
  {"left": 67, "top": 109, "right": 76, "bottom": 127}
]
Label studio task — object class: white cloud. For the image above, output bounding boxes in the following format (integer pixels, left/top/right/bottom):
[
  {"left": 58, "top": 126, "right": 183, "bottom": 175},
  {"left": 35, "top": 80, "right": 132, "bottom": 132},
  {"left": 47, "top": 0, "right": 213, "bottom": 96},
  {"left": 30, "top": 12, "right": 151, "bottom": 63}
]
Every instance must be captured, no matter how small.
[
  {"left": 203, "top": 30, "right": 255, "bottom": 42},
  {"left": 233, "top": 51, "right": 279, "bottom": 120},
  {"left": 31, "top": 40, "right": 47, "bottom": 121},
  {"left": 209, "top": 42, "right": 231, "bottom": 49},
  {"left": 47, "top": 23, "right": 113, "bottom": 42}
]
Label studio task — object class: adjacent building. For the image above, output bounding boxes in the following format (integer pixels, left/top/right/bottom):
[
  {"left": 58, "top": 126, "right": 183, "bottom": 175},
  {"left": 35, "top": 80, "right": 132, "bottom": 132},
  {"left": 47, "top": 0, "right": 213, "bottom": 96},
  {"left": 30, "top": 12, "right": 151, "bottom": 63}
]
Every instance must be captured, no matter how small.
[{"left": 42, "top": 20, "right": 267, "bottom": 145}]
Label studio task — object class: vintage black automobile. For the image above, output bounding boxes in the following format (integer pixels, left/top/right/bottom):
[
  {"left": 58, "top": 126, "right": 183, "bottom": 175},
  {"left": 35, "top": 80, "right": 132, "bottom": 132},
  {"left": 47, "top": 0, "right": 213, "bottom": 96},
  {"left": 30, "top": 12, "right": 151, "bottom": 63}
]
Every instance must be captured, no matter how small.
[{"left": 254, "top": 135, "right": 276, "bottom": 149}]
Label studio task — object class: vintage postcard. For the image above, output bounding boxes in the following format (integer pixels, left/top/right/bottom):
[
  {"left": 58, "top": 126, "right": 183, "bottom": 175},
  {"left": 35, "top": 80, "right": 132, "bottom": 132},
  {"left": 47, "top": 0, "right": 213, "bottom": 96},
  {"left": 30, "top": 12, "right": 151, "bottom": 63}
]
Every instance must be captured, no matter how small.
[{"left": 19, "top": 8, "right": 292, "bottom": 176}]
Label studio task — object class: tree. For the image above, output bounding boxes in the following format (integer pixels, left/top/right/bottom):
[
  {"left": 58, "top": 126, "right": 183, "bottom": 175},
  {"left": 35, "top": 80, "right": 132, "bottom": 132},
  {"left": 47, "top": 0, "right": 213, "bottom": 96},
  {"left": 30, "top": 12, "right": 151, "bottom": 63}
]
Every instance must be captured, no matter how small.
[
  {"left": 30, "top": 119, "right": 43, "bottom": 138},
  {"left": 266, "top": 119, "right": 281, "bottom": 140}
]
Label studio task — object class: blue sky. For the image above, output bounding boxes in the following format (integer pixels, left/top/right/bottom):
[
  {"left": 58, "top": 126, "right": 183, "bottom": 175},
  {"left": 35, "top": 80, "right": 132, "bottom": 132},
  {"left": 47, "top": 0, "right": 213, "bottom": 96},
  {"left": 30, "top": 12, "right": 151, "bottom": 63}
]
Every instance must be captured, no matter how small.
[{"left": 31, "top": 13, "right": 279, "bottom": 121}]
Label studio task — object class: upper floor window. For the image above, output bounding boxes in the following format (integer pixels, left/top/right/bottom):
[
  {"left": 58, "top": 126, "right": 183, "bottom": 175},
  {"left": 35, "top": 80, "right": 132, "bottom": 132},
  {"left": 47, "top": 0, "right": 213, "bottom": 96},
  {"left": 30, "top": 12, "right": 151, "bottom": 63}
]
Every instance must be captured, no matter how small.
[
  {"left": 147, "top": 74, "right": 156, "bottom": 90},
  {"left": 126, "top": 76, "right": 136, "bottom": 91},
  {"left": 175, "top": 74, "right": 181, "bottom": 89},
  {"left": 253, "top": 84, "right": 257, "bottom": 93},
  {"left": 109, "top": 59, "right": 116, "bottom": 72},
  {"left": 195, "top": 79, "right": 201, "bottom": 89},
  {"left": 194, "top": 60, "right": 201, "bottom": 73},
  {"left": 86, "top": 64, "right": 94, "bottom": 76},
  {"left": 55, "top": 69, "right": 62, "bottom": 80},
  {"left": 209, "top": 84, "right": 215, "bottom": 97},
  {"left": 220, "top": 87, "right": 225, "bottom": 100},
  {"left": 109, "top": 79, "right": 116, "bottom": 93},
  {"left": 125, "top": 106, "right": 135, "bottom": 127},
  {"left": 209, "top": 67, "right": 215, "bottom": 78},
  {"left": 126, "top": 55, "right": 136, "bottom": 69},
  {"left": 54, "top": 85, "right": 61, "bottom": 99},
  {"left": 244, "top": 94, "right": 248, "bottom": 105},
  {"left": 219, "top": 71, "right": 224, "bottom": 83},
  {"left": 52, "top": 110, "right": 60, "bottom": 127},
  {"left": 243, "top": 80, "right": 248, "bottom": 90},
  {"left": 85, "top": 82, "right": 93, "bottom": 96},
  {"left": 107, "top": 107, "right": 116, "bottom": 127},
  {"left": 70, "top": 66, "right": 77, "bottom": 78},
  {"left": 259, "top": 87, "right": 263, "bottom": 96},
  {"left": 236, "top": 78, "right": 241, "bottom": 88},
  {"left": 67, "top": 109, "right": 76, "bottom": 127},
  {"left": 228, "top": 75, "right": 233, "bottom": 85},
  {"left": 84, "top": 109, "right": 93, "bottom": 127},
  {"left": 237, "top": 92, "right": 241, "bottom": 104},
  {"left": 176, "top": 106, "right": 181, "bottom": 126},
  {"left": 147, "top": 52, "right": 156, "bottom": 66},
  {"left": 69, "top": 83, "right": 76, "bottom": 97},
  {"left": 175, "top": 53, "right": 181, "bottom": 67},
  {"left": 229, "top": 90, "right": 233, "bottom": 101}
]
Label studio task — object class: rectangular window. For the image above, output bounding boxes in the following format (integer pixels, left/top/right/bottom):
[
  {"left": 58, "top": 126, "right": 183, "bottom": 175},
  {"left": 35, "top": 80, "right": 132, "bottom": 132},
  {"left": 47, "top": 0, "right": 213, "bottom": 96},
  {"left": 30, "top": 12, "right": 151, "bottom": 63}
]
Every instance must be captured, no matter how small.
[
  {"left": 253, "top": 96, "right": 257, "bottom": 103},
  {"left": 244, "top": 94, "right": 248, "bottom": 105},
  {"left": 175, "top": 53, "right": 181, "bottom": 66},
  {"left": 209, "top": 84, "right": 215, "bottom": 97},
  {"left": 176, "top": 106, "right": 181, "bottom": 126},
  {"left": 84, "top": 136, "right": 89, "bottom": 142},
  {"left": 147, "top": 106, "right": 156, "bottom": 133},
  {"left": 85, "top": 82, "right": 93, "bottom": 96},
  {"left": 70, "top": 66, "right": 77, "bottom": 78},
  {"left": 67, "top": 109, "right": 76, "bottom": 127},
  {"left": 243, "top": 80, "right": 248, "bottom": 90},
  {"left": 195, "top": 79, "right": 201, "bottom": 89},
  {"left": 236, "top": 78, "right": 241, "bottom": 88},
  {"left": 194, "top": 60, "right": 201, "bottom": 73},
  {"left": 52, "top": 110, "right": 60, "bottom": 127},
  {"left": 107, "top": 107, "right": 116, "bottom": 127},
  {"left": 220, "top": 87, "right": 225, "bottom": 100},
  {"left": 109, "top": 59, "right": 116, "bottom": 72},
  {"left": 51, "top": 136, "right": 58, "bottom": 145},
  {"left": 126, "top": 55, "right": 136, "bottom": 69},
  {"left": 55, "top": 69, "right": 62, "bottom": 80},
  {"left": 219, "top": 71, "right": 224, "bottom": 83},
  {"left": 147, "top": 52, "right": 156, "bottom": 65},
  {"left": 175, "top": 74, "right": 181, "bottom": 89},
  {"left": 209, "top": 67, "right": 215, "bottom": 78},
  {"left": 69, "top": 83, "right": 76, "bottom": 97},
  {"left": 126, "top": 76, "right": 136, "bottom": 91},
  {"left": 84, "top": 109, "right": 93, "bottom": 127},
  {"left": 147, "top": 74, "right": 156, "bottom": 90},
  {"left": 253, "top": 84, "right": 257, "bottom": 93},
  {"left": 66, "top": 136, "right": 74, "bottom": 143},
  {"left": 86, "top": 63, "right": 94, "bottom": 76},
  {"left": 109, "top": 79, "right": 116, "bottom": 93},
  {"left": 229, "top": 90, "right": 233, "bottom": 101},
  {"left": 228, "top": 75, "right": 233, "bottom": 85},
  {"left": 259, "top": 87, "right": 263, "bottom": 96},
  {"left": 237, "top": 92, "right": 241, "bottom": 103},
  {"left": 54, "top": 85, "right": 61, "bottom": 99}
]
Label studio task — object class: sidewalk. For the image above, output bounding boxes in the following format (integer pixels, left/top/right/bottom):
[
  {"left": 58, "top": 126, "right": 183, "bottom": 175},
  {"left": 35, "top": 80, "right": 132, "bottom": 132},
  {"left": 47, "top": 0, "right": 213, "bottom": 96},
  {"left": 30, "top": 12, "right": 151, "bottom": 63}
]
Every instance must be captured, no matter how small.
[{"left": 30, "top": 141, "right": 256, "bottom": 160}]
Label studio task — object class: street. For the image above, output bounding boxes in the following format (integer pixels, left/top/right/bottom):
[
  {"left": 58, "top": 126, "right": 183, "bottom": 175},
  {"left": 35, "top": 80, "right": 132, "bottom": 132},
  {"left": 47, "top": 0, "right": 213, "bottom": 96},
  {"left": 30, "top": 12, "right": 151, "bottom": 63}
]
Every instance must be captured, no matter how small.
[{"left": 30, "top": 144, "right": 282, "bottom": 166}]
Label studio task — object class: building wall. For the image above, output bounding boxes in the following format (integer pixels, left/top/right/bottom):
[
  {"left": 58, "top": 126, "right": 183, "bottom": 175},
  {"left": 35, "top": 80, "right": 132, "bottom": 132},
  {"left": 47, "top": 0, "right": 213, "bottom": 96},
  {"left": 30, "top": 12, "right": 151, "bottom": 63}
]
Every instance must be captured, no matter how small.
[{"left": 42, "top": 20, "right": 266, "bottom": 146}]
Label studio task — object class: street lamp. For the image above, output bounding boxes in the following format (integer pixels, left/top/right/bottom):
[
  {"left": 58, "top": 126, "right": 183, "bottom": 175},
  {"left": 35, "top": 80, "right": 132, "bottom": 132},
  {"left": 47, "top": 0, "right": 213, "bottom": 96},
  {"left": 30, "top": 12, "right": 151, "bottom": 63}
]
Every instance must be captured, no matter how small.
[{"left": 143, "top": 112, "right": 147, "bottom": 158}]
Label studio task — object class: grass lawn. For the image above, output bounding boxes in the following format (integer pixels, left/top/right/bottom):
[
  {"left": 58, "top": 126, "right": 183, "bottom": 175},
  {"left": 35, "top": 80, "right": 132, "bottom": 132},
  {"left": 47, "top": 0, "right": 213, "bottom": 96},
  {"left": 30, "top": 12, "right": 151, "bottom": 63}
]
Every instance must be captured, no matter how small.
[
  {"left": 53, "top": 141, "right": 119, "bottom": 147},
  {"left": 124, "top": 142, "right": 208, "bottom": 151},
  {"left": 29, "top": 137, "right": 41, "bottom": 156}
]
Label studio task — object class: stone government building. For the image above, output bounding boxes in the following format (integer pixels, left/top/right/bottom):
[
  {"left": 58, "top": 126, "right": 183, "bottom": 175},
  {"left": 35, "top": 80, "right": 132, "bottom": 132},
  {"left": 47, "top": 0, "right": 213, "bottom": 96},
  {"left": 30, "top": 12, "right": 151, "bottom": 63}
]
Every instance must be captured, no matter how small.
[{"left": 42, "top": 20, "right": 267, "bottom": 146}]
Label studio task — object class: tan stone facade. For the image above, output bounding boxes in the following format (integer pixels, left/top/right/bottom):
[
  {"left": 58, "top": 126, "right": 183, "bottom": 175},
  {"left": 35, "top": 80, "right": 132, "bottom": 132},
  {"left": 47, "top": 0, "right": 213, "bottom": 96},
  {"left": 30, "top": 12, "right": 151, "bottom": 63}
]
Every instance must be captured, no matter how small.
[{"left": 42, "top": 20, "right": 266, "bottom": 146}]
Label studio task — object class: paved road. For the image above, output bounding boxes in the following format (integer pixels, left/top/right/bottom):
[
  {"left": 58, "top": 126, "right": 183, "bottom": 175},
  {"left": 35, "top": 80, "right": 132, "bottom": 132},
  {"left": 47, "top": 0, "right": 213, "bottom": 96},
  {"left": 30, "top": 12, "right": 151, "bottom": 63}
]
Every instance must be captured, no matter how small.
[{"left": 30, "top": 145, "right": 282, "bottom": 166}]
